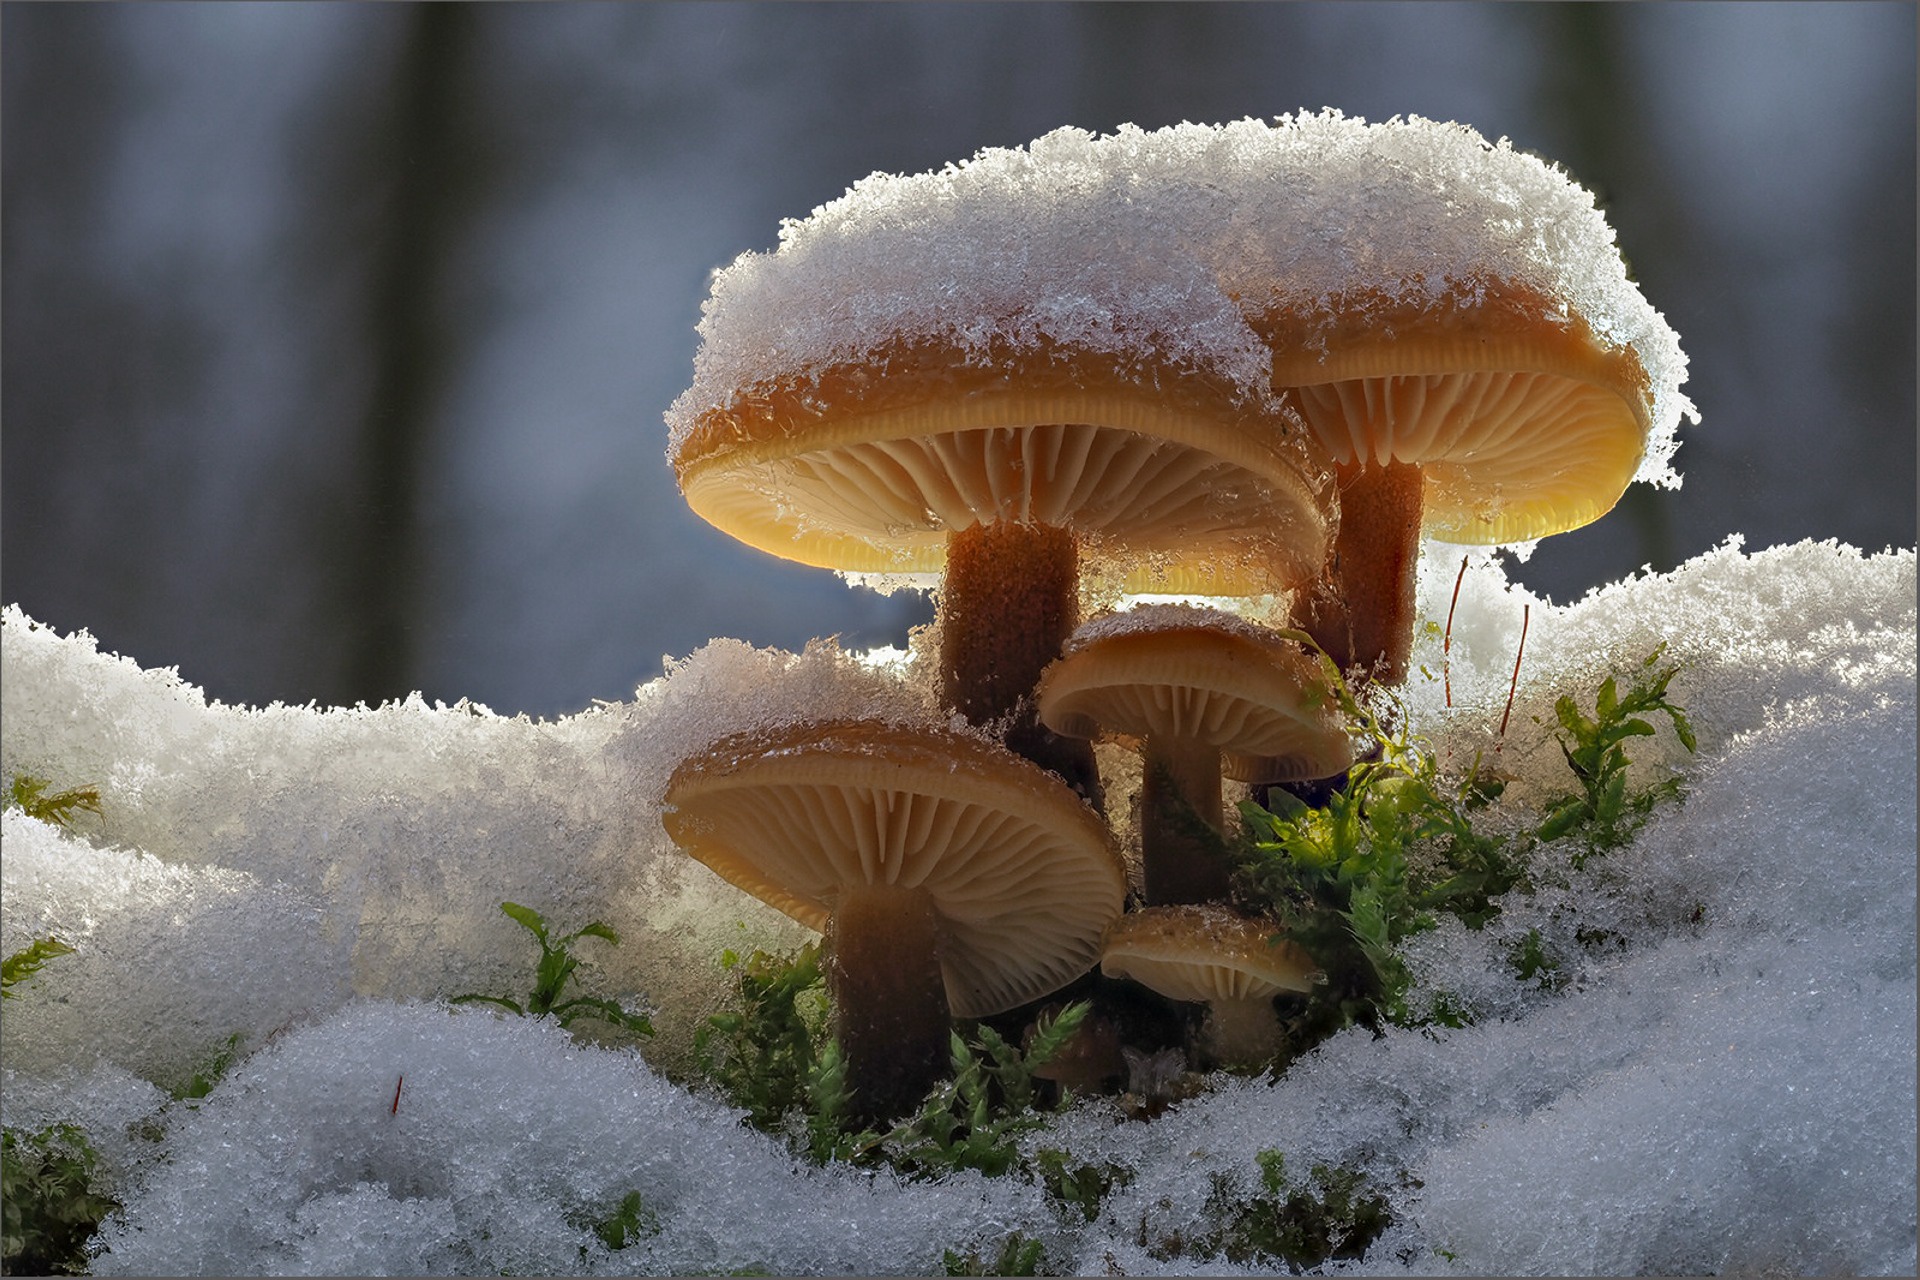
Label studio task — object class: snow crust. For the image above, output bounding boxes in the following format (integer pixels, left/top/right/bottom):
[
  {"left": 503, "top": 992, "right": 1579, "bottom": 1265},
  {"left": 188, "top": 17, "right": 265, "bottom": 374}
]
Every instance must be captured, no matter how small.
[
  {"left": 2, "top": 537, "right": 1912, "bottom": 1275},
  {"left": 667, "top": 112, "right": 1694, "bottom": 493}
]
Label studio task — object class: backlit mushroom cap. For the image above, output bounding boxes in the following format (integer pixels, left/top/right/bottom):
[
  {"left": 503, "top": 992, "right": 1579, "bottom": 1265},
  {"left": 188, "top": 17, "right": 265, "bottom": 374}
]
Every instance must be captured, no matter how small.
[
  {"left": 671, "top": 336, "right": 1331, "bottom": 596},
  {"left": 662, "top": 717, "right": 1125, "bottom": 1017},
  {"left": 1255, "top": 277, "right": 1658, "bottom": 545},
  {"left": 1037, "top": 605, "right": 1352, "bottom": 785},
  {"left": 1099, "top": 904, "right": 1321, "bottom": 1004}
]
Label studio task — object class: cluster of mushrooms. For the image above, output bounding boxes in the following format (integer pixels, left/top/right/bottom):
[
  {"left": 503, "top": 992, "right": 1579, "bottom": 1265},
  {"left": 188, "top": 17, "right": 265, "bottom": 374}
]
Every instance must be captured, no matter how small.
[{"left": 657, "top": 117, "right": 1670, "bottom": 1124}]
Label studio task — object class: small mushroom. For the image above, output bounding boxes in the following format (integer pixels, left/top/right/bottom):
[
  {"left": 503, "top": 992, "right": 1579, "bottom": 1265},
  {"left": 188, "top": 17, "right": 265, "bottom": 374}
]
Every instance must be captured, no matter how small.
[
  {"left": 1256, "top": 278, "right": 1663, "bottom": 686},
  {"left": 661, "top": 717, "right": 1125, "bottom": 1123},
  {"left": 1099, "top": 904, "right": 1321, "bottom": 1070},
  {"left": 1037, "top": 605, "right": 1352, "bottom": 906}
]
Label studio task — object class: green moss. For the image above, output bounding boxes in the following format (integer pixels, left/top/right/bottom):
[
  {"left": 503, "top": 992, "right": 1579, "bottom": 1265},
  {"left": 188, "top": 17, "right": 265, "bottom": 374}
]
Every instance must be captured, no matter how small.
[
  {"left": 451, "top": 901, "right": 654, "bottom": 1039},
  {"left": 1, "top": 1124, "right": 119, "bottom": 1277}
]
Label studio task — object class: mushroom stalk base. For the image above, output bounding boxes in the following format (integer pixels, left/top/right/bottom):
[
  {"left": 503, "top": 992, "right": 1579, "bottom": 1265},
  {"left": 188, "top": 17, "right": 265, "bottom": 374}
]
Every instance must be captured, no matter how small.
[
  {"left": 827, "top": 884, "right": 951, "bottom": 1126},
  {"left": 1141, "top": 738, "right": 1232, "bottom": 906},
  {"left": 939, "top": 520, "right": 1102, "bottom": 806},
  {"left": 1300, "top": 460, "right": 1424, "bottom": 686},
  {"left": 1200, "top": 996, "right": 1285, "bottom": 1070}
]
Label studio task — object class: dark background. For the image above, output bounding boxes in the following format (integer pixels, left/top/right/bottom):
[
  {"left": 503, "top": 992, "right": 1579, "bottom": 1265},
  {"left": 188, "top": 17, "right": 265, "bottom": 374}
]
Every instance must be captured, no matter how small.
[{"left": 4, "top": 2, "right": 1913, "bottom": 717}]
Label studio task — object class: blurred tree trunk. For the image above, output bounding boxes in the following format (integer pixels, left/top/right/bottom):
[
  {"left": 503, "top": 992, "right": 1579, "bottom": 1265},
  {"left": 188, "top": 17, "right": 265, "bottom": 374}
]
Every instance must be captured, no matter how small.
[{"left": 331, "top": 4, "right": 485, "bottom": 705}]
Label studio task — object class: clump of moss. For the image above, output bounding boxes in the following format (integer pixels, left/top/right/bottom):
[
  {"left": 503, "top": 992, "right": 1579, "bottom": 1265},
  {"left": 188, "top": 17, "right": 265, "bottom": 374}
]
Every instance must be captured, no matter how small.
[
  {"left": 1144, "top": 1147, "right": 1393, "bottom": 1270},
  {"left": 1, "top": 1124, "right": 120, "bottom": 1277}
]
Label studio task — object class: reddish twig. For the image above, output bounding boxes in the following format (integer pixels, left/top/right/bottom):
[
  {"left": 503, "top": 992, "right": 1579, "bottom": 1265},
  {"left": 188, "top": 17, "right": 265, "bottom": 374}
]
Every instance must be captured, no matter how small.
[
  {"left": 1443, "top": 554, "right": 1468, "bottom": 708},
  {"left": 390, "top": 1075, "right": 404, "bottom": 1116},
  {"left": 1498, "top": 604, "right": 1530, "bottom": 741}
]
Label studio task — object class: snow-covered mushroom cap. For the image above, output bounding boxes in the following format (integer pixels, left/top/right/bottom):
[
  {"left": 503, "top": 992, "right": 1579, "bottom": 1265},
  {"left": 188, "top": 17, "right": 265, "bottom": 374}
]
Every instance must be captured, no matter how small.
[
  {"left": 661, "top": 717, "right": 1125, "bottom": 1017},
  {"left": 1100, "top": 904, "right": 1322, "bottom": 1004},
  {"left": 666, "top": 111, "right": 1693, "bottom": 563},
  {"left": 1258, "top": 277, "right": 1661, "bottom": 545},
  {"left": 1037, "top": 605, "right": 1353, "bottom": 785}
]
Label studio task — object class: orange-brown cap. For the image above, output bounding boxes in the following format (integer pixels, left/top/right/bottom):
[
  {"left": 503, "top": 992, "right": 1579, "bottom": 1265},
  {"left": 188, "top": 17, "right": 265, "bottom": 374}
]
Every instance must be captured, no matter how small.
[
  {"left": 1036, "top": 606, "right": 1353, "bottom": 784},
  {"left": 1099, "top": 904, "right": 1321, "bottom": 1004},
  {"left": 672, "top": 336, "right": 1333, "bottom": 597},
  {"left": 1253, "top": 277, "right": 1657, "bottom": 545},
  {"left": 662, "top": 717, "right": 1126, "bottom": 1018}
]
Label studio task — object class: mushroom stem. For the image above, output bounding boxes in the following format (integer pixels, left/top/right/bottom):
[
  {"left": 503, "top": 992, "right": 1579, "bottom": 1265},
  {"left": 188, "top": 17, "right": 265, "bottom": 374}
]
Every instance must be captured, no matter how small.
[
  {"left": 939, "top": 519, "right": 1102, "bottom": 805},
  {"left": 1300, "top": 459, "right": 1424, "bottom": 685},
  {"left": 826, "top": 883, "right": 951, "bottom": 1125},
  {"left": 1140, "top": 736, "right": 1231, "bottom": 906},
  {"left": 1200, "top": 995, "right": 1284, "bottom": 1069}
]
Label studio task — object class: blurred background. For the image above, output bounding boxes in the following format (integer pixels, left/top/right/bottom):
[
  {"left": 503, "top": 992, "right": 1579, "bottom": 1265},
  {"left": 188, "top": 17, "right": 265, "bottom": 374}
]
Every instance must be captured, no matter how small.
[{"left": 4, "top": 1, "right": 1913, "bottom": 718}]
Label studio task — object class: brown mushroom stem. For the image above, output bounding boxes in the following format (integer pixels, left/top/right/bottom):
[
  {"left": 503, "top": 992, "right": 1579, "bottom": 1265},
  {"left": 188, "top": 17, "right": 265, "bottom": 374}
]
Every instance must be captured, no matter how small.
[
  {"left": 1299, "top": 458, "right": 1424, "bottom": 685},
  {"left": 939, "top": 519, "right": 1102, "bottom": 805},
  {"left": 1140, "top": 737, "right": 1232, "bottom": 906},
  {"left": 1199, "top": 996, "right": 1285, "bottom": 1069},
  {"left": 825, "top": 883, "right": 952, "bottom": 1125}
]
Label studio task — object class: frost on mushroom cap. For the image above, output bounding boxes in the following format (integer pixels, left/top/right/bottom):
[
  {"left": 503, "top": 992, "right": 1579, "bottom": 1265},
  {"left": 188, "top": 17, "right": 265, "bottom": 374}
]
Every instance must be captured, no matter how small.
[
  {"left": 1100, "top": 904, "right": 1322, "bottom": 1003},
  {"left": 661, "top": 718, "right": 1125, "bottom": 1018},
  {"left": 1259, "top": 277, "right": 1668, "bottom": 545},
  {"left": 1037, "top": 605, "right": 1352, "bottom": 784},
  {"left": 665, "top": 110, "right": 1690, "bottom": 556}
]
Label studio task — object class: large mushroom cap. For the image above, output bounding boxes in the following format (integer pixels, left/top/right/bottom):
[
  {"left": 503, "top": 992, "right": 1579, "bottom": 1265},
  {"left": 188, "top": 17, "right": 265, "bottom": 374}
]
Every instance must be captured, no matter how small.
[
  {"left": 1037, "top": 605, "right": 1353, "bottom": 784},
  {"left": 1100, "top": 904, "right": 1322, "bottom": 1004},
  {"left": 1255, "top": 277, "right": 1657, "bottom": 545},
  {"left": 662, "top": 717, "right": 1125, "bottom": 1018},
  {"left": 672, "top": 336, "right": 1332, "bottom": 595}
]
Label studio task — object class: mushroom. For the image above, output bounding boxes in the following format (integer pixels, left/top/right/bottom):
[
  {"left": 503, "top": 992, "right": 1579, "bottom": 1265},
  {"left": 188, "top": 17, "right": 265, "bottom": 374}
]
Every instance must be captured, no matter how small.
[
  {"left": 1099, "top": 904, "right": 1321, "bottom": 1070},
  {"left": 1036, "top": 605, "right": 1352, "bottom": 906},
  {"left": 1255, "top": 279, "right": 1665, "bottom": 687},
  {"left": 671, "top": 334, "right": 1333, "bottom": 804},
  {"left": 661, "top": 716, "right": 1125, "bottom": 1123}
]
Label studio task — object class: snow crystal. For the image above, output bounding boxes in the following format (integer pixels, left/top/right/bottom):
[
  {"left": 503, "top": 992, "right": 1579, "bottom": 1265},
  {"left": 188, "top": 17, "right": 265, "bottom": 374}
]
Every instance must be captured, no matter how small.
[
  {"left": 1, "top": 809, "right": 344, "bottom": 1088},
  {"left": 2, "top": 537, "right": 1913, "bottom": 1275},
  {"left": 667, "top": 112, "right": 1694, "bottom": 496},
  {"left": 83, "top": 1001, "right": 1061, "bottom": 1278}
]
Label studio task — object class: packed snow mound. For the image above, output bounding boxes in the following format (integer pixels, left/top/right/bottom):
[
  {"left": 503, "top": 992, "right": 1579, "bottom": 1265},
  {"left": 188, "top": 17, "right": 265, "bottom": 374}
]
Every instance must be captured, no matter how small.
[
  {"left": 667, "top": 111, "right": 1695, "bottom": 491},
  {"left": 2, "top": 537, "right": 1913, "bottom": 1275}
]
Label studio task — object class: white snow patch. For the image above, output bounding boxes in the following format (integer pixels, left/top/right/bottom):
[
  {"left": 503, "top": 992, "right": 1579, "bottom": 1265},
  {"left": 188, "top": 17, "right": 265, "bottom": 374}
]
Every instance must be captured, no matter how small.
[{"left": 1, "top": 537, "right": 1912, "bottom": 1275}]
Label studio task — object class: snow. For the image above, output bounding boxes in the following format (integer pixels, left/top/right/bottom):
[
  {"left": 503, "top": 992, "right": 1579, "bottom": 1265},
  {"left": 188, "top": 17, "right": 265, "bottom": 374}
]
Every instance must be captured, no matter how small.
[
  {"left": 2, "top": 536, "right": 1914, "bottom": 1275},
  {"left": 667, "top": 112, "right": 1695, "bottom": 495}
]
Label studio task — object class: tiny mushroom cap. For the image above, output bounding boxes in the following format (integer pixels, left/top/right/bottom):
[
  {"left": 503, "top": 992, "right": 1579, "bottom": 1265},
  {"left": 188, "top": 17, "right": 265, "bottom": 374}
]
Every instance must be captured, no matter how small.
[
  {"left": 1037, "top": 605, "right": 1352, "bottom": 905},
  {"left": 662, "top": 716, "right": 1125, "bottom": 1121},
  {"left": 1038, "top": 605, "right": 1353, "bottom": 786},
  {"left": 1099, "top": 904, "right": 1322, "bottom": 1068}
]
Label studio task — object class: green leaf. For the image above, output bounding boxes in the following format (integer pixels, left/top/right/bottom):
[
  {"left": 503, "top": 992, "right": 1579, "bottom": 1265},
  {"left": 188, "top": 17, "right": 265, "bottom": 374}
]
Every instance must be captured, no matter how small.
[
  {"left": 498, "top": 901, "right": 548, "bottom": 939},
  {"left": 568, "top": 921, "right": 620, "bottom": 947},
  {"left": 1554, "top": 695, "right": 1594, "bottom": 744},
  {"left": 1670, "top": 710, "right": 1698, "bottom": 753},
  {"left": 2, "top": 938, "right": 74, "bottom": 998}
]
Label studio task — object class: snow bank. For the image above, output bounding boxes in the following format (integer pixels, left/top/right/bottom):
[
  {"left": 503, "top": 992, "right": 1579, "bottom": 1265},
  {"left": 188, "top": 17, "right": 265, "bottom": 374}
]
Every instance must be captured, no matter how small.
[{"left": 2, "top": 537, "right": 1913, "bottom": 1275}]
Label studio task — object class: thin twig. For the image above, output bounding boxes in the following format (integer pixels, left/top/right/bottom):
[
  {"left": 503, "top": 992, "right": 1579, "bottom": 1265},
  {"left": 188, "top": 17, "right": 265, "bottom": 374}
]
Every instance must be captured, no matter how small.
[
  {"left": 1498, "top": 604, "right": 1530, "bottom": 741},
  {"left": 390, "top": 1075, "right": 404, "bottom": 1116},
  {"left": 1443, "top": 554, "right": 1469, "bottom": 708}
]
